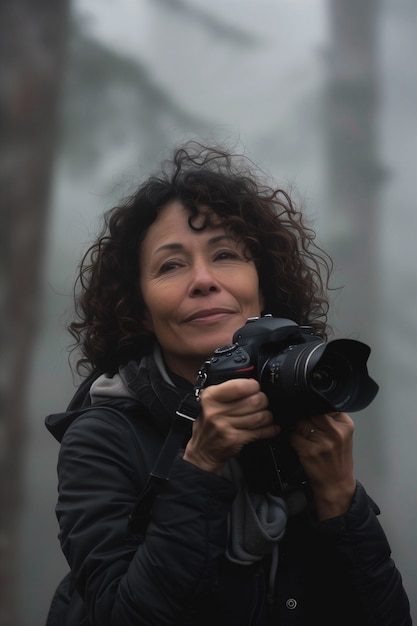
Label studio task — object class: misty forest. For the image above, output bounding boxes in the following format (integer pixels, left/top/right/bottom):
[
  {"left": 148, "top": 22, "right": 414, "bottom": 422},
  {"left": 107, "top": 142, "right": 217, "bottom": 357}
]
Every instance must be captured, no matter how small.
[{"left": 1, "top": 0, "right": 416, "bottom": 624}]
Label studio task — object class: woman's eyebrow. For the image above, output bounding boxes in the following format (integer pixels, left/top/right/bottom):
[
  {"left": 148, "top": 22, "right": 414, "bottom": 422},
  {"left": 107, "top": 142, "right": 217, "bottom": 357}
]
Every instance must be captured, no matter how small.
[
  {"left": 208, "top": 235, "right": 230, "bottom": 245},
  {"left": 154, "top": 243, "right": 183, "bottom": 255},
  {"left": 154, "top": 235, "right": 231, "bottom": 256}
]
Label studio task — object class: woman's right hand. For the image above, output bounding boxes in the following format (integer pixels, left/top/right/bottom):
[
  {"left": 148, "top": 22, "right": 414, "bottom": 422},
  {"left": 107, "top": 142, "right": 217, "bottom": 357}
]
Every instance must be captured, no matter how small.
[{"left": 183, "top": 378, "right": 280, "bottom": 475}]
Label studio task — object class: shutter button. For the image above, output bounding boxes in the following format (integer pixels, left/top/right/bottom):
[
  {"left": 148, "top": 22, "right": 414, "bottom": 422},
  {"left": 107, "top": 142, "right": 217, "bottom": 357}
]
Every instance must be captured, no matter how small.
[{"left": 286, "top": 598, "right": 297, "bottom": 610}]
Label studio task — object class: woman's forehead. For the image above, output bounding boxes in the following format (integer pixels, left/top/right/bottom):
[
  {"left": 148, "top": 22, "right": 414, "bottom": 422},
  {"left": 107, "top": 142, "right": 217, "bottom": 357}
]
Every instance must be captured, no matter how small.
[
  {"left": 141, "top": 202, "right": 230, "bottom": 253},
  {"left": 153, "top": 200, "right": 227, "bottom": 234}
]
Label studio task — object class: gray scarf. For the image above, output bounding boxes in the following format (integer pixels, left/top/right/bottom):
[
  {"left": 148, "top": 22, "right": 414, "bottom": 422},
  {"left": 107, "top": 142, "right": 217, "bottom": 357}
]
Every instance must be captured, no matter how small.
[{"left": 223, "top": 458, "right": 287, "bottom": 566}]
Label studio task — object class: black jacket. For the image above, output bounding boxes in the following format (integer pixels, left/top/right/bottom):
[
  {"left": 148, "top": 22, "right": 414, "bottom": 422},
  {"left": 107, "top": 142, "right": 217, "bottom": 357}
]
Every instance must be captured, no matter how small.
[{"left": 45, "top": 355, "right": 411, "bottom": 626}]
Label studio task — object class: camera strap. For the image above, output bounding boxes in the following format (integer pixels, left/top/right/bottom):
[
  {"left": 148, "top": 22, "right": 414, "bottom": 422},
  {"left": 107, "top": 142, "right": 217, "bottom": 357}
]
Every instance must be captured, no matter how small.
[{"left": 128, "top": 392, "right": 201, "bottom": 535}]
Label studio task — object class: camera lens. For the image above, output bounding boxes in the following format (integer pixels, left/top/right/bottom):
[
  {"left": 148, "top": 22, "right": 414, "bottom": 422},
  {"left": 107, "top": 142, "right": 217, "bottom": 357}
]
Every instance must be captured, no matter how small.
[{"left": 261, "top": 336, "right": 376, "bottom": 419}]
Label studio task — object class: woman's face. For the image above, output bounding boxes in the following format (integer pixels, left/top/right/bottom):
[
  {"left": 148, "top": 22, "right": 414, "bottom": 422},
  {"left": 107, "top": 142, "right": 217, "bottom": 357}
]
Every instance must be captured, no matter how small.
[{"left": 140, "top": 200, "right": 264, "bottom": 382}]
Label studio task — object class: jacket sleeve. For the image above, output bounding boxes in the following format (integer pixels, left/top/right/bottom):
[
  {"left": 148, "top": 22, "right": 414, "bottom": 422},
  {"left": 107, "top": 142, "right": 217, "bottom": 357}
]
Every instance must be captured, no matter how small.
[
  {"left": 305, "top": 482, "right": 412, "bottom": 625},
  {"left": 56, "top": 411, "right": 236, "bottom": 626}
]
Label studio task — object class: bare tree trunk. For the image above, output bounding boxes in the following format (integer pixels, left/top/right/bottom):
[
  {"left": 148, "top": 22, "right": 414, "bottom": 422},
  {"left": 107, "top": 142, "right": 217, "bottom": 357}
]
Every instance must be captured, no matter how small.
[
  {"left": 0, "top": 2, "right": 69, "bottom": 624},
  {"left": 324, "top": 0, "right": 384, "bottom": 474},
  {"left": 325, "top": 0, "right": 381, "bottom": 319}
]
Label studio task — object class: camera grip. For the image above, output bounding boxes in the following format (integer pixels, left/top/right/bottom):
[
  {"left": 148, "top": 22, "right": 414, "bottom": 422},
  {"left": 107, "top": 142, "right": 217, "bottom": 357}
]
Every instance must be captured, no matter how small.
[{"left": 196, "top": 343, "right": 255, "bottom": 388}]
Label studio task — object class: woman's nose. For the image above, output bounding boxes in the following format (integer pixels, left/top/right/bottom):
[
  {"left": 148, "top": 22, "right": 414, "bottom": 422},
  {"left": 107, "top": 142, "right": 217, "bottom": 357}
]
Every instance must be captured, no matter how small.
[{"left": 189, "top": 263, "right": 220, "bottom": 296}]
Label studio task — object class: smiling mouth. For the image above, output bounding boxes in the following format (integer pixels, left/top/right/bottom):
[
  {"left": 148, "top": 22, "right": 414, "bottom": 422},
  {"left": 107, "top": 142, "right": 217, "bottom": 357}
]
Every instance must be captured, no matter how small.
[{"left": 184, "top": 309, "right": 234, "bottom": 323}]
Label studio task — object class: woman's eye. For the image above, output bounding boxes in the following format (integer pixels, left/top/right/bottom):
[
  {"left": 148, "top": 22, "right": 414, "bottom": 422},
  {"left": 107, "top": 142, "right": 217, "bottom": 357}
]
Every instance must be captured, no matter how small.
[
  {"left": 216, "top": 250, "right": 240, "bottom": 260},
  {"left": 159, "top": 260, "right": 182, "bottom": 273}
]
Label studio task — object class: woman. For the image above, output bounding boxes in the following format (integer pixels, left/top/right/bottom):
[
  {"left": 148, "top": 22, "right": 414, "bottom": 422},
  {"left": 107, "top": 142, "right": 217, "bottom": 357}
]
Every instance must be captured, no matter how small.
[{"left": 46, "top": 142, "right": 411, "bottom": 625}]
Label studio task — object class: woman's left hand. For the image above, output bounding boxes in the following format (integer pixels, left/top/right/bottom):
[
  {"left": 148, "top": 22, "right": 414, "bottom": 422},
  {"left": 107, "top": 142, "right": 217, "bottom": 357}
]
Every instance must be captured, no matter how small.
[{"left": 290, "top": 412, "right": 356, "bottom": 520}]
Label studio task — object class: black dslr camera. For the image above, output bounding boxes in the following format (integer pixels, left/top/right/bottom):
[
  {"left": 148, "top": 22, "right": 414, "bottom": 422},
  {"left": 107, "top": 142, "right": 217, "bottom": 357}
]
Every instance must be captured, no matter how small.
[
  {"left": 196, "top": 315, "right": 378, "bottom": 427},
  {"left": 195, "top": 316, "right": 379, "bottom": 495}
]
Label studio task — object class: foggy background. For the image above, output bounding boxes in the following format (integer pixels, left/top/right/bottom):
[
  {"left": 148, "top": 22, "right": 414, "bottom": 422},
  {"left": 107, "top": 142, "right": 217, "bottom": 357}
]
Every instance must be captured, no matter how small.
[{"left": 1, "top": 0, "right": 416, "bottom": 624}]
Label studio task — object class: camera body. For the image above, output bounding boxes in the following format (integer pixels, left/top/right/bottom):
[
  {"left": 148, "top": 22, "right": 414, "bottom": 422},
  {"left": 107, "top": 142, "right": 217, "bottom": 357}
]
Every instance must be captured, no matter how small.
[{"left": 196, "top": 315, "right": 378, "bottom": 428}]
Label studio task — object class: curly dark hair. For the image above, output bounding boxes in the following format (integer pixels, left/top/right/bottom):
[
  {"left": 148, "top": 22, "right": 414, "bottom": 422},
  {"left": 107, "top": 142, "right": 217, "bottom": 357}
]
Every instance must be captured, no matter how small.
[{"left": 69, "top": 141, "right": 333, "bottom": 374}]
